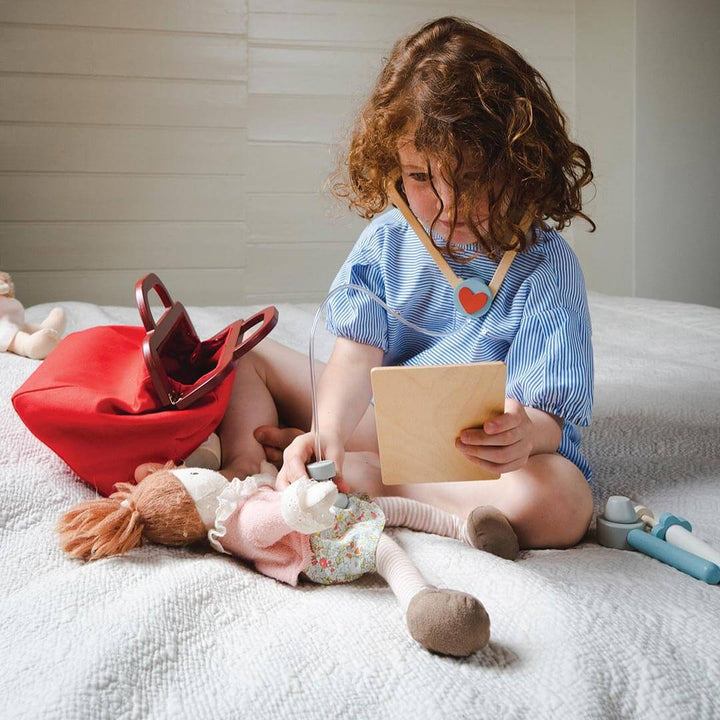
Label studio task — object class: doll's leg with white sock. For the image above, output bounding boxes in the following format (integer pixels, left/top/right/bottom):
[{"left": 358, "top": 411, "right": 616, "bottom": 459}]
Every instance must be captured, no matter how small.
[
  {"left": 374, "top": 533, "right": 490, "bottom": 656},
  {"left": 24, "top": 310, "right": 66, "bottom": 335},
  {"left": 375, "top": 496, "right": 519, "bottom": 560},
  {"left": 8, "top": 328, "right": 59, "bottom": 359}
]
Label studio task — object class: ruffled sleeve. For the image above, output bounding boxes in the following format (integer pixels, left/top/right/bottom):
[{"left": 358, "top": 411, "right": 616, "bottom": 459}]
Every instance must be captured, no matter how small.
[
  {"left": 324, "top": 227, "right": 388, "bottom": 351},
  {"left": 210, "top": 481, "right": 312, "bottom": 587},
  {"left": 208, "top": 476, "right": 260, "bottom": 554},
  {"left": 505, "top": 305, "right": 593, "bottom": 426}
]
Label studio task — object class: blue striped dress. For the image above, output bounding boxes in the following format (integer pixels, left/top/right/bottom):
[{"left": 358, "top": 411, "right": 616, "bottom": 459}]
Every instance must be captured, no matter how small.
[{"left": 325, "top": 208, "right": 594, "bottom": 481}]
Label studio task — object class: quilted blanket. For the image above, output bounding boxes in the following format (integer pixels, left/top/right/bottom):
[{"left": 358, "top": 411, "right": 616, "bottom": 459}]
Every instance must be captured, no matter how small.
[{"left": 1, "top": 293, "right": 719, "bottom": 720}]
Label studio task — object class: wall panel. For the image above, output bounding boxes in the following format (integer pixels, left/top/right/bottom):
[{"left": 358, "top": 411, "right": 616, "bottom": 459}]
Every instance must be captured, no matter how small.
[
  {"left": 0, "top": 25, "right": 247, "bottom": 81},
  {"left": 0, "top": 1, "right": 247, "bottom": 33},
  {"left": 0, "top": 126, "right": 245, "bottom": 173},
  {"left": 0, "top": 76, "right": 247, "bottom": 127},
  {"left": 0, "top": 222, "right": 245, "bottom": 271}
]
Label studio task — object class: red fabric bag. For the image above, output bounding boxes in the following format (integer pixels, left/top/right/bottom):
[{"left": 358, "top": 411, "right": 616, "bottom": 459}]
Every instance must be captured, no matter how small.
[{"left": 12, "top": 273, "right": 278, "bottom": 495}]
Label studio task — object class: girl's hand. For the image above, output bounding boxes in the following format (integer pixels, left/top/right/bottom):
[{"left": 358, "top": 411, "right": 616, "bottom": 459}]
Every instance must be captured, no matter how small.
[
  {"left": 455, "top": 398, "right": 534, "bottom": 474},
  {"left": 274, "top": 430, "right": 345, "bottom": 491},
  {"left": 254, "top": 426, "right": 304, "bottom": 469}
]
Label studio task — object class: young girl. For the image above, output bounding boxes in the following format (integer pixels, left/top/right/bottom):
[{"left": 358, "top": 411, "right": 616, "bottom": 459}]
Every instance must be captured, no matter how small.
[{"left": 218, "top": 16, "right": 596, "bottom": 552}]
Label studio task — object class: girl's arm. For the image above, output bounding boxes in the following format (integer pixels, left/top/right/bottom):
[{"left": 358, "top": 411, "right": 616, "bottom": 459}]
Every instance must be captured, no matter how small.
[
  {"left": 276, "top": 337, "right": 383, "bottom": 489},
  {"left": 316, "top": 337, "right": 382, "bottom": 446}
]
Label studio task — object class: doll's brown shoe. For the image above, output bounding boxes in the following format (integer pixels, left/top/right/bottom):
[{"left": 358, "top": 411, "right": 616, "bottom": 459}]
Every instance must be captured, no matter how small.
[
  {"left": 465, "top": 505, "right": 519, "bottom": 560},
  {"left": 406, "top": 587, "right": 490, "bottom": 657}
]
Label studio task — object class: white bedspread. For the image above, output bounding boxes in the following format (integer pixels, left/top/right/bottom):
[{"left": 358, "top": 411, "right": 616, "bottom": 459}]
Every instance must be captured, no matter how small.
[{"left": 1, "top": 293, "right": 719, "bottom": 719}]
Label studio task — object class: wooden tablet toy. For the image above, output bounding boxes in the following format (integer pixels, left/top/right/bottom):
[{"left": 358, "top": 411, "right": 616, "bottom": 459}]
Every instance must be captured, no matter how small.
[{"left": 370, "top": 361, "right": 506, "bottom": 485}]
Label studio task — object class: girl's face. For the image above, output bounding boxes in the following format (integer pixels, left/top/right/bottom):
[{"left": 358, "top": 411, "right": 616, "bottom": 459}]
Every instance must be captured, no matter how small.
[{"left": 397, "top": 140, "right": 490, "bottom": 244}]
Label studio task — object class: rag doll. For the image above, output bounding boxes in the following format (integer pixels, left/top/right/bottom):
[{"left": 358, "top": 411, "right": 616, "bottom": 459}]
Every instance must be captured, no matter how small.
[
  {"left": 0, "top": 271, "right": 66, "bottom": 359},
  {"left": 57, "top": 463, "right": 517, "bottom": 657}
]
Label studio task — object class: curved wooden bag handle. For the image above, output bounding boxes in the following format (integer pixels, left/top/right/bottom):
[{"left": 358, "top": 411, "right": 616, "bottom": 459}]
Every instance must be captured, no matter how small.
[
  {"left": 144, "top": 305, "right": 280, "bottom": 410},
  {"left": 232, "top": 306, "right": 279, "bottom": 360},
  {"left": 170, "top": 306, "right": 279, "bottom": 410},
  {"left": 135, "top": 273, "right": 175, "bottom": 331}
]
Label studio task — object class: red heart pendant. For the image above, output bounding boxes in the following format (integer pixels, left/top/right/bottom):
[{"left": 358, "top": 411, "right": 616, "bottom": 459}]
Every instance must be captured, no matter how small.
[{"left": 458, "top": 286, "right": 489, "bottom": 314}]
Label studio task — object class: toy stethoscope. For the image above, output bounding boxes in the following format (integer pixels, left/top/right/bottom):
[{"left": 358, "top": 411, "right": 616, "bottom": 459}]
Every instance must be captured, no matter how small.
[
  {"left": 386, "top": 170, "right": 534, "bottom": 319},
  {"left": 306, "top": 171, "right": 535, "bottom": 478}
]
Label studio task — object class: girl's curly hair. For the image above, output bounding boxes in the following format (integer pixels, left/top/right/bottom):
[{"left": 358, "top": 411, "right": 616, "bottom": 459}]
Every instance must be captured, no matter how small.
[{"left": 330, "top": 16, "right": 595, "bottom": 259}]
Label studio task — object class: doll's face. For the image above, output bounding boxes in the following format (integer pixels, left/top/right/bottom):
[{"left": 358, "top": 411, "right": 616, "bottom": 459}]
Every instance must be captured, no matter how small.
[
  {"left": 0, "top": 272, "right": 14, "bottom": 298},
  {"left": 396, "top": 140, "right": 490, "bottom": 245}
]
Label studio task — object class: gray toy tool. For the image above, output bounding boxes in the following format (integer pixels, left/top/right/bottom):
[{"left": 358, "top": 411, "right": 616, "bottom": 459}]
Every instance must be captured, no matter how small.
[
  {"left": 307, "top": 460, "right": 348, "bottom": 509},
  {"left": 596, "top": 495, "right": 645, "bottom": 549}
]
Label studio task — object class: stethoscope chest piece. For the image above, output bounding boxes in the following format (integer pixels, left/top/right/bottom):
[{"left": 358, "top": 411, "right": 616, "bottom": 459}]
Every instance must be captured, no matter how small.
[{"left": 453, "top": 277, "right": 493, "bottom": 318}]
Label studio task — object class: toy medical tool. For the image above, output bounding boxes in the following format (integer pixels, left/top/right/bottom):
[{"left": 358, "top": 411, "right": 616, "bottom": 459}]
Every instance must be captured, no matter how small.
[
  {"left": 634, "top": 506, "right": 720, "bottom": 567},
  {"left": 596, "top": 496, "right": 720, "bottom": 585},
  {"left": 306, "top": 458, "right": 348, "bottom": 509}
]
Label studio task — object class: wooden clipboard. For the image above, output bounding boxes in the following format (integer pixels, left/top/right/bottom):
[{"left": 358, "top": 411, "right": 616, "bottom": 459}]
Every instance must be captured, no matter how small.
[{"left": 370, "top": 361, "right": 506, "bottom": 485}]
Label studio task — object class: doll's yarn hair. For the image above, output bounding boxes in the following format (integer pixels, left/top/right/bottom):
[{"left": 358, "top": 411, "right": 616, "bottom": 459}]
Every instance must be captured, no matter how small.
[{"left": 58, "top": 467, "right": 206, "bottom": 561}]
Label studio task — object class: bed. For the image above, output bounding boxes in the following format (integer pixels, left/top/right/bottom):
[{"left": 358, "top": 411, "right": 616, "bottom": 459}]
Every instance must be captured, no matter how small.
[{"left": 1, "top": 292, "right": 719, "bottom": 719}]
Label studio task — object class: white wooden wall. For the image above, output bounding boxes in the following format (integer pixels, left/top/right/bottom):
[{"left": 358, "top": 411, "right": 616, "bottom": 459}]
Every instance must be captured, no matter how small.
[
  {"left": 0, "top": 0, "right": 575, "bottom": 306},
  {"left": 574, "top": 0, "right": 720, "bottom": 309}
]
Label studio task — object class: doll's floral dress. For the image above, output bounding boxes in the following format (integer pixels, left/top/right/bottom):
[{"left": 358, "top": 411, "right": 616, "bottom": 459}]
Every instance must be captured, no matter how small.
[{"left": 304, "top": 495, "right": 385, "bottom": 584}]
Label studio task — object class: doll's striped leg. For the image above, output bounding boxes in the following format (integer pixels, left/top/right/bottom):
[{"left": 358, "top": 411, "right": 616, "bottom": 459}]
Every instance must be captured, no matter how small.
[
  {"left": 374, "top": 533, "right": 490, "bottom": 656},
  {"left": 375, "top": 496, "right": 518, "bottom": 560}
]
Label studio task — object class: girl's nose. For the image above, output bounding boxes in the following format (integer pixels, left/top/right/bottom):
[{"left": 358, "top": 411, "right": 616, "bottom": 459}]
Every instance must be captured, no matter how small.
[{"left": 435, "top": 178, "right": 455, "bottom": 215}]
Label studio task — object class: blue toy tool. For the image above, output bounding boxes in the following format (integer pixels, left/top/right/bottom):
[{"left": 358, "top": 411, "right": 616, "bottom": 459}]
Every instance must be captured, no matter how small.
[
  {"left": 626, "top": 529, "right": 720, "bottom": 584},
  {"left": 596, "top": 495, "right": 720, "bottom": 585},
  {"left": 640, "top": 510, "right": 720, "bottom": 567}
]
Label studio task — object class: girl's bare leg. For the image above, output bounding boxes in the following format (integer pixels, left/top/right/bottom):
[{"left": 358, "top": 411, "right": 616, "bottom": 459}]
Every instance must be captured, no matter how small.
[
  {"left": 393, "top": 454, "right": 594, "bottom": 549},
  {"left": 339, "top": 451, "right": 592, "bottom": 549},
  {"left": 219, "top": 339, "right": 593, "bottom": 549},
  {"left": 217, "top": 339, "right": 378, "bottom": 481}
]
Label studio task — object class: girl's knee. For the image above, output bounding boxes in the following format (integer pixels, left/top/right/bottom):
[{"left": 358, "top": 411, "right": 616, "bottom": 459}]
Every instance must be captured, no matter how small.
[
  {"left": 342, "top": 451, "right": 384, "bottom": 496},
  {"left": 233, "top": 346, "right": 265, "bottom": 380},
  {"left": 506, "top": 455, "right": 593, "bottom": 549}
]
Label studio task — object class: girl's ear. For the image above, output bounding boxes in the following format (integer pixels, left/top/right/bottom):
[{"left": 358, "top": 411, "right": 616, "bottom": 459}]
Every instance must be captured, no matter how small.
[{"left": 386, "top": 168, "right": 402, "bottom": 193}]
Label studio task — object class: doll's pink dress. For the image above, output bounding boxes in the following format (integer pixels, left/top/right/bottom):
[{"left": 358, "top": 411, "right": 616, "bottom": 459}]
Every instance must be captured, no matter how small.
[{"left": 208, "top": 477, "right": 385, "bottom": 586}]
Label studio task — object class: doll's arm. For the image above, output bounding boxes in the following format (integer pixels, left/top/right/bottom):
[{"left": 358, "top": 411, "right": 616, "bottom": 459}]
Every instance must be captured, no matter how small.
[
  {"left": 281, "top": 477, "right": 337, "bottom": 534},
  {"left": 209, "top": 478, "right": 338, "bottom": 586},
  {"left": 245, "top": 490, "right": 301, "bottom": 546},
  {"left": 213, "top": 487, "right": 310, "bottom": 587},
  {"left": 221, "top": 480, "right": 337, "bottom": 552}
]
